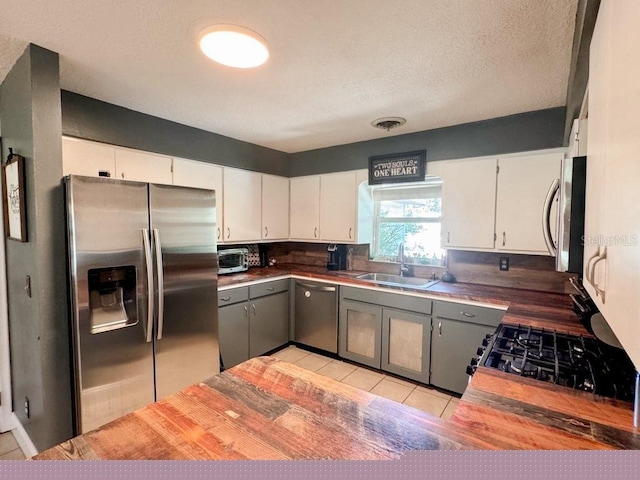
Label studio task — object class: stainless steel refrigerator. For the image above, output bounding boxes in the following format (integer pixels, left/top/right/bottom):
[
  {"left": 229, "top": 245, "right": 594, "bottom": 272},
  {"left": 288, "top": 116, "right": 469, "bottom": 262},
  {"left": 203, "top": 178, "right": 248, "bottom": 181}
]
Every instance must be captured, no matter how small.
[{"left": 65, "top": 175, "right": 219, "bottom": 434}]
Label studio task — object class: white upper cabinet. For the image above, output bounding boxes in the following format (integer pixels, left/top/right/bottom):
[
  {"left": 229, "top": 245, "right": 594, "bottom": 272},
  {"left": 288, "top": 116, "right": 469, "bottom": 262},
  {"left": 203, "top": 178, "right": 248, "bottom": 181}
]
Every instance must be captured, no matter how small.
[
  {"left": 115, "top": 148, "right": 173, "bottom": 185},
  {"left": 62, "top": 136, "right": 116, "bottom": 178},
  {"left": 319, "top": 172, "right": 357, "bottom": 242},
  {"left": 495, "top": 152, "right": 561, "bottom": 255},
  {"left": 172, "top": 157, "right": 224, "bottom": 243},
  {"left": 290, "top": 171, "right": 372, "bottom": 243},
  {"left": 290, "top": 176, "right": 321, "bottom": 240},
  {"left": 584, "top": 0, "right": 640, "bottom": 370},
  {"left": 441, "top": 157, "right": 497, "bottom": 250},
  {"left": 222, "top": 168, "right": 262, "bottom": 242},
  {"left": 261, "top": 174, "right": 289, "bottom": 241}
]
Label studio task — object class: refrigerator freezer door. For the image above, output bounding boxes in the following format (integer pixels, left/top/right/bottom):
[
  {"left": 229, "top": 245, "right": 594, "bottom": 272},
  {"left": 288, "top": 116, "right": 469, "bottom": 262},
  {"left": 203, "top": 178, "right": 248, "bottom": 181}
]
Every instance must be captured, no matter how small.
[
  {"left": 149, "top": 184, "right": 219, "bottom": 400},
  {"left": 66, "top": 176, "right": 154, "bottom": 433}
]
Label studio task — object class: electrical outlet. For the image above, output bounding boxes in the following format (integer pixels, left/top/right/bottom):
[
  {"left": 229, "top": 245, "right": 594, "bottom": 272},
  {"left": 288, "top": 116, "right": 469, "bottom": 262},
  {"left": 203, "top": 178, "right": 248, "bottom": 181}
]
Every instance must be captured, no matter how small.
[
  {"left": 24, "top": 396, "right": 30, "bottom": 419},
  {"left": 499, "top": 257, "right": 509, "bottom": 271}
]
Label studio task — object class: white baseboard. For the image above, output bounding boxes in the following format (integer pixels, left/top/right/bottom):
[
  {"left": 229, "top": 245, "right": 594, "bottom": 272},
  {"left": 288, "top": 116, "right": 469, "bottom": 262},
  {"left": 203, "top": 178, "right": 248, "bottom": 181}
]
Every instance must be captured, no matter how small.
[{"left": 9, "top": 413, "right": 38, "bottom": 458}]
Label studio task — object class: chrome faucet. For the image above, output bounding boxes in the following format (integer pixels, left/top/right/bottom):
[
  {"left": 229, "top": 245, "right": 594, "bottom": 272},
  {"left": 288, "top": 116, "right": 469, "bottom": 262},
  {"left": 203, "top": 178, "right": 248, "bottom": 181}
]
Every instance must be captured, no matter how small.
[{"left": 397, "top": 244, "right": 414, "bottom": 277}]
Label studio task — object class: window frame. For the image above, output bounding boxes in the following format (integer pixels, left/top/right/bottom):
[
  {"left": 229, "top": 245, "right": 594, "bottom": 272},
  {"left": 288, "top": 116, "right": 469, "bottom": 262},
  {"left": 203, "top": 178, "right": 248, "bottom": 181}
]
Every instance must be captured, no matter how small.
[{"left": 370, "top": 179, "right": 444, "bottom": 265}]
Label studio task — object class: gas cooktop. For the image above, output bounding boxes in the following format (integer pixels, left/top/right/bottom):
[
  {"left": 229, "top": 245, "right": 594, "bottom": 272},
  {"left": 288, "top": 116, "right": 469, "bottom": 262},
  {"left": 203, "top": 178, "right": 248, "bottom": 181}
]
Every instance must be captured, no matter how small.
[{"left": 477, "top": 324, "right": 636, "bottom": 401}]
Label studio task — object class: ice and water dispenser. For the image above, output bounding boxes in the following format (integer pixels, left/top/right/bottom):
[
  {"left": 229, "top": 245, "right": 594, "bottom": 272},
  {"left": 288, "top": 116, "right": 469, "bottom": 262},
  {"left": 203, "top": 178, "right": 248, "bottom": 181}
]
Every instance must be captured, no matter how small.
[{"left": 88, "top": 266, "right": 138, "bottom": 334}]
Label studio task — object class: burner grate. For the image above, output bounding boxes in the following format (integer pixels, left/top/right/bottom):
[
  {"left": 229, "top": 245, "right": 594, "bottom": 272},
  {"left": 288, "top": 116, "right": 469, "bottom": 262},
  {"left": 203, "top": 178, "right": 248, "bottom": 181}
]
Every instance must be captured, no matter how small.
[{"left": 482, "top": 324, "right": 635, "bottom": 401}]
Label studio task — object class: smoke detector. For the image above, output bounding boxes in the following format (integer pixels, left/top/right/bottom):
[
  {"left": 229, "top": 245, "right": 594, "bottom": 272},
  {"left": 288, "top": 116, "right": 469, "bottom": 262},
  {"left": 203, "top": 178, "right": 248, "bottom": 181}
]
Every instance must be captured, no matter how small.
[{"left": 371, "top": 117, "right": 406, "bottom": 131}]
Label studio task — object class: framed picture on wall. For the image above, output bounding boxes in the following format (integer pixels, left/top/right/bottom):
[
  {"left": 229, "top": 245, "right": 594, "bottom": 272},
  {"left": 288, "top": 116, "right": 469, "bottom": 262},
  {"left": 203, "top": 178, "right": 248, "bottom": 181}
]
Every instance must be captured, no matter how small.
[{"left": 2, "top": 152, "right": 27, "bottom": 242}]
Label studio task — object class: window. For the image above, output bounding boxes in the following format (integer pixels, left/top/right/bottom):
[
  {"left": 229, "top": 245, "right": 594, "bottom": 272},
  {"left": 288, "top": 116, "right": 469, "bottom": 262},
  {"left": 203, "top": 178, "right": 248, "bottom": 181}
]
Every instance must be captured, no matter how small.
[{"left": 371, "top": 177, "right": 446, "bottom": 266}]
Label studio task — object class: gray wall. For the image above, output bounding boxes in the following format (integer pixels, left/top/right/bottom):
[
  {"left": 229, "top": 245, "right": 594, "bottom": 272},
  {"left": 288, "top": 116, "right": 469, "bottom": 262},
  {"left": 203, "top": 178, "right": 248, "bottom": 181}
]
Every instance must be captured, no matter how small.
[
  {"left": 289, "top": 107, "right": 566, "bottom": 176},
  {"left": 61, "top": 90, "right": 566, "bottom": 178},
  {"left": 0, "top": 45, "right": 73, "bottom": 450},
  {"left": 61, "top": 91, "right": 291, "bottom": 176}
]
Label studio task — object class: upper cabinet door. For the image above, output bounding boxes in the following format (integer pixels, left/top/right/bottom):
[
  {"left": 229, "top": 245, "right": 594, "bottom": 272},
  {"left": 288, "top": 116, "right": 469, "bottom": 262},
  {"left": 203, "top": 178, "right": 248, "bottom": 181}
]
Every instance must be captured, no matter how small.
[
  {"left": 290, "top": 176, "right": 321, "bottom": 240},
  {"left": 223, "top": 168, "right": 262, "bottom": 242},
  {"left": 261, "top": 174, "right": 289, "bottom": 240},
  {"left": 495, "top": 153, "right": 561, "bottom": 255},
  {"left": 172, "top": 158, "right": 224, "bottom": 243},
  {"left": 586, "top": 0, "right": 640, "bottom": 371},
  {"left": 62, "top": 137, "right": 116, "bottom": 178},
  {"left": 441, "top": 158, "right": 497, "bottom": 250},
  {"left": 115, "top": 148, "right": 173, "bottom": 185},
  {"left": 320, "top": 172, "right": 357, "bottom": 243}
]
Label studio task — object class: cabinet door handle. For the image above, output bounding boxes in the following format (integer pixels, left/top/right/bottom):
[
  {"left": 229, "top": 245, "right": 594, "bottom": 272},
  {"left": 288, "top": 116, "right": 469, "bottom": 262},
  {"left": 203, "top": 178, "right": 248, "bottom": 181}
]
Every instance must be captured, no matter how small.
[
  {"left": 251, "top": 304, "right": 257, "bottom": 316},
  {"left": 438, "top": 322, "right": 442, "bottom": 337},
  {"left": 591, "top": 246, "right": 607, "bottom": 302},
  {"left": 266, "top": 287, "right": 275, "bottom": 292},
  {"left": 220, "top": 296, "right": 231, "bottom": 302},
  {"left": 264, "top": 226, "right": 268, "bottom": 238},
  {"left": 502, "top": 231, "right": 506, "bottom": 246},
  {"left": 243, "top": 305, "right": 248, "bottom": 317},
  {"left": 314, "top": 227, "right": 318, "bottom": 238},
  {"left": 348, "top": 227, "right": 352, "bottom": 239},
  {"left": 460, "top": 311, "right": 476, "bottom": 318},
  {"left": 227, "top": 227, "right": 230, "bottom": 239},
  {"left": 217, "top": 227, "right": 221, "bottom": 240},
  {"left": 447, "top": 231, "right": 450, "bottom": 243},
  {"left": 585, "top": 246, "right": 601, "bottom": 285}
]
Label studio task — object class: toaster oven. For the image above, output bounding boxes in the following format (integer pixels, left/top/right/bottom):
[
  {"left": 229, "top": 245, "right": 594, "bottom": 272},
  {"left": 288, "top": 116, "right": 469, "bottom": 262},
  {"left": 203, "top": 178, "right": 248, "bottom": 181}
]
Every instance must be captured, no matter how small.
[{"left": 218, "top": 248, "right": 249, "bottom": 274}]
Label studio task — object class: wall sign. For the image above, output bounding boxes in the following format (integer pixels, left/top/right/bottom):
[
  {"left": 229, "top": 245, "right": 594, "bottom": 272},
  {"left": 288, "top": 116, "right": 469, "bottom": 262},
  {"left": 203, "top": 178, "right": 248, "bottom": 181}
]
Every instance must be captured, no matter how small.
[
  {"left": 2, "top": 150, "right": 27, "bottom": 242},
  {"left": 368, "top": 150, "right": 426, "bottom": 185}
]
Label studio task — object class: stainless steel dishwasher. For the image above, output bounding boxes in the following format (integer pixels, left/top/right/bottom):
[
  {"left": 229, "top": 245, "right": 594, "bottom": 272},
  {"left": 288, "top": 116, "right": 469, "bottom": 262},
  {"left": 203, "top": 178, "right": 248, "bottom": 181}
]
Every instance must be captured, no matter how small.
[{"left": 294, "top": 280, "right": 338, "bottom": 353}]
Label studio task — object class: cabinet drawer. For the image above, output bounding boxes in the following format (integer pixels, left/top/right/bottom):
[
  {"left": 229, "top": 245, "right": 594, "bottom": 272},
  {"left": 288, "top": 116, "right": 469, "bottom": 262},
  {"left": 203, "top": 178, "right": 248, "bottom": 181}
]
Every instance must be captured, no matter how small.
[
  {"left": 218, "top": 287, "right": 249, "bottom": 307},
  {"left": 433, "top": 301, "right": 504, "bottom": 327},
  {"left": 341, "top": 286, "right": 432, "bottom": 315},
  {"left": 249, "top": 279, "right": 289, "bottom": 299}
]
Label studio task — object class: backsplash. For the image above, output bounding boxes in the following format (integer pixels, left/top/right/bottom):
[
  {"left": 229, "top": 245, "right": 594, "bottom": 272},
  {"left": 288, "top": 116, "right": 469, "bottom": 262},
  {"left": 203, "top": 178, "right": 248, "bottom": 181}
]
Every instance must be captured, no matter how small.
[
  {"left": 446, "top": 250, "right": 574, "bottom": 293},
  {"left": 266, "top": 242, "right": 574, "bottom": 293}
]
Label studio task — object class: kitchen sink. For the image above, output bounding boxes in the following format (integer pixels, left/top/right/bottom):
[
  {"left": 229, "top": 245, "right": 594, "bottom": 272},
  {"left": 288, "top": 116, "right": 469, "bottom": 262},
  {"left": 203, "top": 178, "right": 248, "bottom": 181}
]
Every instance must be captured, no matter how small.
[{"left": 355, "top": 273, "right": 439, "bottom": 289}]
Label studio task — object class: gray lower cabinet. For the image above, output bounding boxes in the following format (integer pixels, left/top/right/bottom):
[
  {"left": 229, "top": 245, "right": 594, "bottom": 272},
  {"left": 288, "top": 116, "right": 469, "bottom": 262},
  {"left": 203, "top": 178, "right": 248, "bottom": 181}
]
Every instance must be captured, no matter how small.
[
  {"left": 381, "top": 308, "right": 431, "bottom": 384},
  {"left": 430, "top": 301, "right": 504, "bottom": 394},
  {"left": 218, "top": 287, "right": 250, "bottom": 369},
  {"left": 339, "top": 286, "right": 432, "bottom": 382},
  {"left": 249, "top": 291, "right": 289, "bottom": 357},
  {"left": 339, "top": 299, "right": 383, "bottom": 369},
  {"left": 218, "top": 279, "right": 289, "bottom": 369}
]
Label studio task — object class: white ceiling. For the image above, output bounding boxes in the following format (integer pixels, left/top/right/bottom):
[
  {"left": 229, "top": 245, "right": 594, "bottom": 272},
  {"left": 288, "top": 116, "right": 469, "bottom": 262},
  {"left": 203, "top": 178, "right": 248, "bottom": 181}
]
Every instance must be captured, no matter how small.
[{"left": 0, "top": 0, "right": 578, "bottom": 154}]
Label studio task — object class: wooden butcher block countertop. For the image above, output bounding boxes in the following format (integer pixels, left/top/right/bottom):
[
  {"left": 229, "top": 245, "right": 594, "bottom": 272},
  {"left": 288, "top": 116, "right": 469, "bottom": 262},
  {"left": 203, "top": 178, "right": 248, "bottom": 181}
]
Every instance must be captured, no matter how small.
[
  {"left": 217, "top": 264, "right": 640, "bottom": 449},
  {"left": 34, "top": 265, "right": 638, "bottom": 458},
  {"left": 33, "top": 357, "right": 493, "bottom": 460}
]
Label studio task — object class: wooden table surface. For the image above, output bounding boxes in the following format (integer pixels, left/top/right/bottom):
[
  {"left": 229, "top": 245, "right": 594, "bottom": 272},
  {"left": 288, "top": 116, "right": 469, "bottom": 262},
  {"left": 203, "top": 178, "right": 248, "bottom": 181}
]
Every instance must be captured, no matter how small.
[
  {"left": 33, "top": 357, "right": 493, "bottom": 460},
  {"left": 35, "top": 266, "right": 639, "bottom": 458}
]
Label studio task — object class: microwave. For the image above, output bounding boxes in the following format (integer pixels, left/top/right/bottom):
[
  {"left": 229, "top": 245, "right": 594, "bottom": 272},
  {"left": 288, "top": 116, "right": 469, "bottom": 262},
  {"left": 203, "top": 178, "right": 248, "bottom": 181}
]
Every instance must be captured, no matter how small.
[{"left": 218, "top": 248, "right": 249, "bottom": 275}]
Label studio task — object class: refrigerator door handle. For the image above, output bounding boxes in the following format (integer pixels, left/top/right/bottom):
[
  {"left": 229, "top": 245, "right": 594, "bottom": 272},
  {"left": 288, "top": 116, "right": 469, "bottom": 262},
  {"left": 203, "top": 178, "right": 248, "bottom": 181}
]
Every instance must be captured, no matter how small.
[
  {"left": 142, "top": 229, "right": 154, "bottom": 343},
  {"left": 153, "top": 228, "right": 165, "bottom": 340}
]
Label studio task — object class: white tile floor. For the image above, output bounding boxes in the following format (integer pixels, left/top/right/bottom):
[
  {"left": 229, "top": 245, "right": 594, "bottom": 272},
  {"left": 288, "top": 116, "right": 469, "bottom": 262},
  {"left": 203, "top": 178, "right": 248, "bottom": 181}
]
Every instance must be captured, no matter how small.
[
  {"left": 271, "top": 345, "right": 461, "bottom": 419},
  {"left": 0, "top": 431, "right": 25, "bottom": 460}
]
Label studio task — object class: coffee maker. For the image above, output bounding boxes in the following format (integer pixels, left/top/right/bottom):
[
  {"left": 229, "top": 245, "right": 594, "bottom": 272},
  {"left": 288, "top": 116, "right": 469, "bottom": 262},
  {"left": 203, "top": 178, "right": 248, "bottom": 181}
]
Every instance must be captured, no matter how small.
[{"left": 327, "top": 244, "right": 348, "bottom": 271}]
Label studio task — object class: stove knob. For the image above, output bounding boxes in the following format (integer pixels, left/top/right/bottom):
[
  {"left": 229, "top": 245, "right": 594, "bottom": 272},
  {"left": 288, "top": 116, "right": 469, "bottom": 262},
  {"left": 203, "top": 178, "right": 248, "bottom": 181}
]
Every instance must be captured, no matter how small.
[
  {"left": 476, "top": 347, "right": 485, "bottom": 356},
  {"left": 470, "top": 358, "right": 478, "bottom": 366},
  {"left": 482, "top": 338, "right": 490, "bottom": 347},
  {"left": 466, "top": 365, "right": 477, "bottom": 376},
  {"left": 485, "top": 333, "right": 492, "bottom": 339}
]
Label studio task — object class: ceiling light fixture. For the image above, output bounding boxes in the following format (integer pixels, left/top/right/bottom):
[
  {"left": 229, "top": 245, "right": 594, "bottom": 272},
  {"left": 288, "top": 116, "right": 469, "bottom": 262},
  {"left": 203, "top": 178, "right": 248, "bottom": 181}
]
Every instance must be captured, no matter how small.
[
  {"left": 371, "top": 117, "right": 407, "bottom": 131},
  {"left": 199, "top": 24, "right": 269, "bottom": 68}
]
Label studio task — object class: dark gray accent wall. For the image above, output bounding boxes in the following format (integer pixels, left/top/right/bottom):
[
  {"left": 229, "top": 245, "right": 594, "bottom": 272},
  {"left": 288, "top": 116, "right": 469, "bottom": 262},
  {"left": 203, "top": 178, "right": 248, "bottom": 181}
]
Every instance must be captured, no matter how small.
[
  {"left": 289, "top": 107, "right": 566, "bottom": 176},
  {"left": 0, "top": 45, "right": 73, "bottom": 450},
  {"left": 61, "top": 91, "right": 290, "bottom": 176}
]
